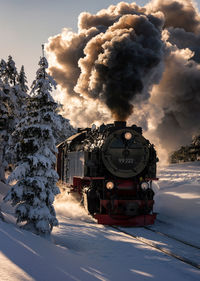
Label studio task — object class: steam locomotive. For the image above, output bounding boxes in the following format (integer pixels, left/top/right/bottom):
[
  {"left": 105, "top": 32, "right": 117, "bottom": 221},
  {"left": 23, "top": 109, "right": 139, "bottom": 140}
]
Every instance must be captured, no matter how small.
[{"left": 56, "top": 121, "right": 158, "bottom": 226}]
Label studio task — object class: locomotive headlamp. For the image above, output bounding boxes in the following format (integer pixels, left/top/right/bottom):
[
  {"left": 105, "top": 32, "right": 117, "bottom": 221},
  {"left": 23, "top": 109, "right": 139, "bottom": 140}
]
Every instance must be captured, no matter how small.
[
  {"left": 106, "top": 181, "right": 114, "bottom": 190},
  {"left": 141, "top": 182, "right": 149, "bottom": 190},
  {"left": 124, "top": 132, "right": 132, "bottom": 140}
]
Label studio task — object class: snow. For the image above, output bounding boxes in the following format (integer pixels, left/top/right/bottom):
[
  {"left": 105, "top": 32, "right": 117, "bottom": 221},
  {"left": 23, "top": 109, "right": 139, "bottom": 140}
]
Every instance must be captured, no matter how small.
[
  {"left": 0, "top": 162, "right": 200, "bottom": 281},
  {"left": 153, "top": 162, "right": 200, "bottom": 247}
]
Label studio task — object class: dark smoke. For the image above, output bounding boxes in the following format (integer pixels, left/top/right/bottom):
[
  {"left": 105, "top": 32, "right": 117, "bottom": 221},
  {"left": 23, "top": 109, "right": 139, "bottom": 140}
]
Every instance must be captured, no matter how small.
[
  {"left": 47, "top": 0, "right": 200, "bottom": 159},
  {"left": 46, "top": 3, "right": 164, "bottom": 121},
  {"left": 166, "top": 27, "right": 200, "bottom": 62},
  {"left": 76, "top": 14, "right": 164, "bottom": 120}
]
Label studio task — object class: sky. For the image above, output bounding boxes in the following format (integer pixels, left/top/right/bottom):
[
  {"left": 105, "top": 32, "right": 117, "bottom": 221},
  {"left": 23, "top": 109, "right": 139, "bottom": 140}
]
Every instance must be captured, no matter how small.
[
  {"left": 0, "top": 0, "right": 150, "bottom": 85},
  {"left": 0, "top": 0, "right": 200, "bottom": 85}
]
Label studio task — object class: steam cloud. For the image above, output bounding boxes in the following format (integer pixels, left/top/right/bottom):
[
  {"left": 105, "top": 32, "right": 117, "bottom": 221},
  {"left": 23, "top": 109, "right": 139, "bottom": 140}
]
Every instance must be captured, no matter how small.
[
  {"left": 46, "top": 0, "right": 200, "bottom": 158},
  {"left": 145, "top": 0, "right": 200, "bottom": 153},
  {"left": 46, "top": 2, "right": 164, "bottom": 121}
]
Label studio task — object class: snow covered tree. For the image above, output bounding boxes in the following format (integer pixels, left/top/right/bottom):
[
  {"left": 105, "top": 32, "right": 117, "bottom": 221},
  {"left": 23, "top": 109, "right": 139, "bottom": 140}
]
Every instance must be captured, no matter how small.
[
  {"left": 54, "top": 113, "right": 76, "bottom": 145},
  {"left": 0, "top": 59, "right": 7, "bottom": 83},
  {"left": 4, "top": 52, "right": 60, "bottom": 236},
  {"left": 6, "top": 65, "right": 29, "bottom": 165},
  {"left": 7, "top": 55, "right": 18, "bottom": 86},
  {"left": 0, "top": 56, "right": 19, "bottom": 126},
  {"left": 0, "top": 58, "right": 29, "bottom": 170},
  {"left": 5, "top": 57, "right": 28, "bottom": 123},
  {"left": 0, "top": 78, "right": 9, "bottom": 182},
  {"left": 1, "top": 57, "right": 28, "bottom": 122},
  {"left": 18, "top": 65, "right": 29, "bottom": 93},
  {"left": 0, "top": 57, "right": 16, "bottom": 181},
  {"left": 13, "top": 65, "right": 28, "bottom": 121}
]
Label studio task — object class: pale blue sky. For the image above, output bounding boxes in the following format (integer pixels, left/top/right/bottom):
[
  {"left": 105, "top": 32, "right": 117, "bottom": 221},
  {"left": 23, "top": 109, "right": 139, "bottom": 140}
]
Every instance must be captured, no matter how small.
[{"left": 0, "top": 0, "right": 199, "bottom": 85}]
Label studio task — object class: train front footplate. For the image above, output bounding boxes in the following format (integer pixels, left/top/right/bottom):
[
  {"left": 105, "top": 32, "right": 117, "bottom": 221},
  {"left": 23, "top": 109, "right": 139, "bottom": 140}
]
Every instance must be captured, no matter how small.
[{"left": 94, "top": 213, "right": 157, "bottom": 226}]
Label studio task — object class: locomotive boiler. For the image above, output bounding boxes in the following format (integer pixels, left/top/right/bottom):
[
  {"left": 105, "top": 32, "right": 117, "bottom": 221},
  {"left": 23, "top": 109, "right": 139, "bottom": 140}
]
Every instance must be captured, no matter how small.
[{"left": 56, "top": 121, "right": 158, "bottom": 226}]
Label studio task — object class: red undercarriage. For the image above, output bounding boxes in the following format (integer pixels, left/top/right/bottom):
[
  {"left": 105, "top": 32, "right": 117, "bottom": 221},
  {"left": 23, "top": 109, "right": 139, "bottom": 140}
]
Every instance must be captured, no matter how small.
[
  {"left": 71, "top": 176, "right": 157, "bottom": 226},
  {"left": 94, "top": 213, "right": 157, "bottom": 226},
  {"left": 94, "top": 199, "right": 157, "bottom": 226}
]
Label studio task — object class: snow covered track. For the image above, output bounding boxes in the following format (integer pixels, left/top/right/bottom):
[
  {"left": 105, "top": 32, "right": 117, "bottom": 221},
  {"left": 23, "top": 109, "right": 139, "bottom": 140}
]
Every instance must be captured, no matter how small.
[
  {"left": 112, "top": 226, "right": 200, "bottom": 270},
  {"left": 144, "top": 225, "right": 200, "bottom": 250}
]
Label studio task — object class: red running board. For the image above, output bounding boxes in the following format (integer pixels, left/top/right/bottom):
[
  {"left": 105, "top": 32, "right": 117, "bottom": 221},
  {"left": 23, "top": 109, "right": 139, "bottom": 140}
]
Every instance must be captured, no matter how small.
[{"left": 94, "top": 213, "right": 157, "bottom": 226}]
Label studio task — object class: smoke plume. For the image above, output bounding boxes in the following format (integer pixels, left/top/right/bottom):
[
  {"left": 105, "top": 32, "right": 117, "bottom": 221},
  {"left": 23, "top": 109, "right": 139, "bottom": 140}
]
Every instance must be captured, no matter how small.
[
  {"left": 46, "top": 0, "right": 200, "bottom": 159},
  {"left": 147, "top": 0, "right": 200, "bottom": 33},
  {"left": 46, "top": 2, "right": 164, "bottom": 121}
]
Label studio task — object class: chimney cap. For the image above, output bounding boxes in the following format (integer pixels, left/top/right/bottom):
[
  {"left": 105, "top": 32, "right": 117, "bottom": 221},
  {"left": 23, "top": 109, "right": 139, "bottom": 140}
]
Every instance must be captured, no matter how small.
[{"left": 114, "top": 121, "right": 126, "bottom": 128}]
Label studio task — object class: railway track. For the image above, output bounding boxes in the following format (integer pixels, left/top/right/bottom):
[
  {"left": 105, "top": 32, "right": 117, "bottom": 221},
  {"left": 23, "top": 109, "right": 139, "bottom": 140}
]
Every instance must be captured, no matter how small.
[
  {"left": 144, "top": 225, "right": 200, "bottom": 250},
  {"left": 111, "top": 225, "right": 200, "bottom": 270}
]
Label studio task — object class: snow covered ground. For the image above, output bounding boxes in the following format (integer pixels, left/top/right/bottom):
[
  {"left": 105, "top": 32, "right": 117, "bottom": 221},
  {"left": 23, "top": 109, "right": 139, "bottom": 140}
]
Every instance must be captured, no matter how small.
[
  {"left": 0, "top": 162, "right": 200, "bottom": 281},
  {"left": 154, "top": 162, "right": 200, "bottom": 247}
]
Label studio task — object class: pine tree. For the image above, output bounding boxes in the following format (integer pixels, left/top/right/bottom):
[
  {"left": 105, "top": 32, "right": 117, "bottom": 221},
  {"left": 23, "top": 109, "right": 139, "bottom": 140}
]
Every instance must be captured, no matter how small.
[
  {"left": 54, "top": 113, "right": 76, "bottom": 145},
  {"left": 0, "top": 58, "right": 15, "bottom": 181},
  {"left": 2, "top": 56, "right": 27, "bottom": 121},
  {"left": 13, "top": 65, "right": 29, "bottom": 121},
  {"left": 0, "top": 59, "right": 7, "bottom": 83},
  {"left": 6, "top": 65, "right": 29, "bottom": 165},
  {"left": 7, "top": 55, "right": 18, "bottom": 86},
  {"left": 0, "top": 57, "right": 29, "bottom": 178},
  {"left": 18, "top": 65, "right": 29, "bottom": 93},
  {"left": 0, "top": 56, "right": 19, "bottom": 127},
  {"left": 0, "top": 78, "right": 9, "bottom": 182},
  {"left": 4, "top": 50, "right": 60, "bottom": 236}
]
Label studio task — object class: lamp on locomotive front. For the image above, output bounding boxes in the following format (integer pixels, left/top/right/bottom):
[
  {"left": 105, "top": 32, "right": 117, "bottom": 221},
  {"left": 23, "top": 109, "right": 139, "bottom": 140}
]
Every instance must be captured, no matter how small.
[
  {"left": 124, "top": 132, "right": 132, "bottom": 140},
  {"left": 106, "top": 181, "right": 114, "bottom": 190}
]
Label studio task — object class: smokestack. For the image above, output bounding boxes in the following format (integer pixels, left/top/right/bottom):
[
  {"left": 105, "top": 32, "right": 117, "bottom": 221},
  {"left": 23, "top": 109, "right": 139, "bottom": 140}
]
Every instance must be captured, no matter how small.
[{"left": 114, "top": 121, "right": 126, "bottom": 128}]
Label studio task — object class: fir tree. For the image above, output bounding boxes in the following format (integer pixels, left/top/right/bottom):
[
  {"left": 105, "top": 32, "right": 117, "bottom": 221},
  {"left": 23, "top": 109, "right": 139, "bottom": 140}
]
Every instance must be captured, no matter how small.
[
  {"left": 2, "top": 56, "right": 27, "bottom": 121},
  {"left": 18, "top": 65, "right": 29, "bottom": 93},
  {"left": 4, "top": 51, "right": 60, "bottom": 236},
  {"left": 0, "top": 59, "right": 7, "bottom": 83},
  {"left": 6, "top": 65, "right": 29, "bottom": 166},
  {"left": 14, "top": 65, "right": 29, "bottom": 121},
  {"left": 0, "top": 78, "right": 9, "bottom": 182},
  {"left": 54, "top": 113, "right": 76, "bottom": 145},
  {"left": 0, "top": 58, "right": 15, "bottom": 181},
  {"left": 0, "top": 56, "right": 19, "bottom": 126},
  {"left": 2, "top": 59, "right": 29, "bottom": 169},
  {"left": 7, "top": 55, "right": 18, "bottom": 86}
]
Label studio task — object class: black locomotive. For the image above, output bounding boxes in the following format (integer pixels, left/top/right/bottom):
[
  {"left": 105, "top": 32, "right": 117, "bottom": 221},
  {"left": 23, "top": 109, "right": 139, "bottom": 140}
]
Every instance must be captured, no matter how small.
[{"left": 56, "top": 121, "right": 158, "bottom": 226}]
